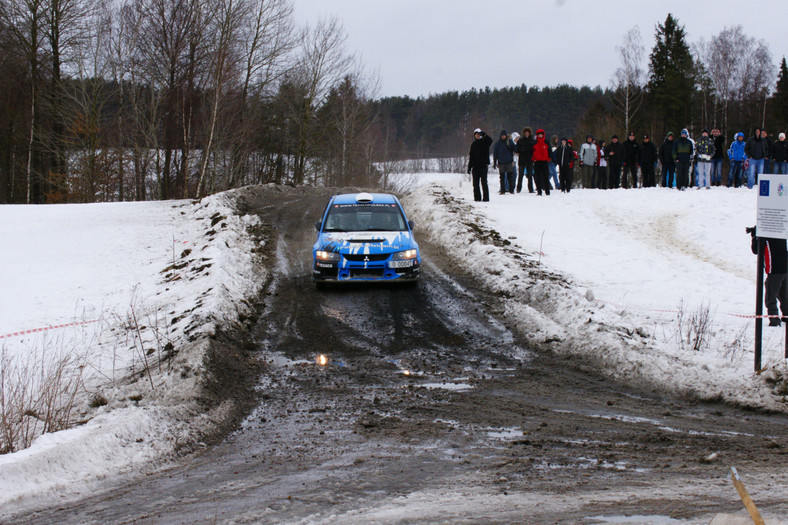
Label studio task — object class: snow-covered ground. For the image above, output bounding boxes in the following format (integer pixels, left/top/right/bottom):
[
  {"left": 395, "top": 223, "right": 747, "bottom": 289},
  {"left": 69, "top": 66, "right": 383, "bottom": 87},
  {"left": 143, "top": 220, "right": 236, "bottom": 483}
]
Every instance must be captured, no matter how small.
[
  {"left": 401, "top": 174, "right": 788, "bottom": 412},
  {"left": 0, "top": 190, "right": 265, "bottom": 509}
]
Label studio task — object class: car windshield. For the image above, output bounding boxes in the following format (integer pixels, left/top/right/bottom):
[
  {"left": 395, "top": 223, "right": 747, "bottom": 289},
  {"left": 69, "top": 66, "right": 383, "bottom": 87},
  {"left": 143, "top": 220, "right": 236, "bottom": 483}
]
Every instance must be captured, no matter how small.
[{"left": 323, "top": 203, "right": 407, "bottom": 232}]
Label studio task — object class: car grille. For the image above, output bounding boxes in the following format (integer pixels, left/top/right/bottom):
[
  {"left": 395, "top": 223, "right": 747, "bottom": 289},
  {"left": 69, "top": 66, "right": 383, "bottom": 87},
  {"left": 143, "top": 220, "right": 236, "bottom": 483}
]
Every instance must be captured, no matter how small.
[
  {"left": 349, "top": 268, "right": 385, "bottom": 278},
  {"left": 343, "top": 253, "right": 390, "bottom": 262}
]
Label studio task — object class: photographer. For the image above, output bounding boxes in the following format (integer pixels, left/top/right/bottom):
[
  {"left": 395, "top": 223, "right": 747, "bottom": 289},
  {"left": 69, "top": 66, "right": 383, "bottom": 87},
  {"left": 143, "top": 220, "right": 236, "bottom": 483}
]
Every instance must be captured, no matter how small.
[{"left": 750, "top": 227, "right": 788, "bottom": 326}]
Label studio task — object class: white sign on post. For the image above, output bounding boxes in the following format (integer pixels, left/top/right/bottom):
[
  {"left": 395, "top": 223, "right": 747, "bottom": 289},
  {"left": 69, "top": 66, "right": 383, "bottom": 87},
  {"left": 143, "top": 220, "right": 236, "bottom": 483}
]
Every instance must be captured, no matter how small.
[{"left": 756, "top": 174, "right": 788, "bottom": 240}]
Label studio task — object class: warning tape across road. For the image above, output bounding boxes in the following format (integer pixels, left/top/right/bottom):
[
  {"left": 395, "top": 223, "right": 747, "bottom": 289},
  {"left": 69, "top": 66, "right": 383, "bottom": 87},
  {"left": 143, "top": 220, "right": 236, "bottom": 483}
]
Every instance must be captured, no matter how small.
[
  {"left": 0, "top": 319, "right": 100, "bottom": 340},
  {"left": 0, "top": 297, "right": 779, "bottom": 342},
  {"left": 592, "top": 297, "right": 782, "bottom": 320}
]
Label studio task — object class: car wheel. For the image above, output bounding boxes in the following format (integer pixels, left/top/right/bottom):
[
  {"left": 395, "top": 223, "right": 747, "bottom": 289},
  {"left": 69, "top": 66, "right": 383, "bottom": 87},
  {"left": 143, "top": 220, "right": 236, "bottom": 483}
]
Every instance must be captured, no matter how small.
[{"left": 315, "top": 281, "right": 327, "bottom": 291}]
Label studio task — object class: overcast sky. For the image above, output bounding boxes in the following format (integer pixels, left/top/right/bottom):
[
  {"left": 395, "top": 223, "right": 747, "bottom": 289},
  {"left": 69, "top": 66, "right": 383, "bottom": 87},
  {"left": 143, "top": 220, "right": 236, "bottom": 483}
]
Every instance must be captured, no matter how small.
[{"left": 292, "top": 0, "right": 788, "bottom": 99}]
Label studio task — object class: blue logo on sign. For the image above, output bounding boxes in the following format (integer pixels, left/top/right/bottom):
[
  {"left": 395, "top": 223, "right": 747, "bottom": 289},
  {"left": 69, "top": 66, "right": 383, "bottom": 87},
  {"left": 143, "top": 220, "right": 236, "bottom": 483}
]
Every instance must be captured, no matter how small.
[{"left": 760, "top": 180, "right": 770, "bottom": 196}]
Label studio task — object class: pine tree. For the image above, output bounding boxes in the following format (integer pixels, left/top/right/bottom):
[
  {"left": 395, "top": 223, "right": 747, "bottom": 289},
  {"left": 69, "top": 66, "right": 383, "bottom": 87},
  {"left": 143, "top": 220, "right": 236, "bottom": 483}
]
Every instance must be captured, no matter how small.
[
  {"left": 773, "top": 57, "right": 788, "bottom": 131},
  {"left": 647, "top": 14, "right": 696, "bottom": 135}
]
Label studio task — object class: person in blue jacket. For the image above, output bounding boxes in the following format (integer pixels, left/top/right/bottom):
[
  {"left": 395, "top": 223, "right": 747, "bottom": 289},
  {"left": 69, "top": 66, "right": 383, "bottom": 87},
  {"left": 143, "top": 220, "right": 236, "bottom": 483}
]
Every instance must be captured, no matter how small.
[
  {"left": 493, "top": 130, "right": 516, "bottom": 194},
  {"left": 727, "top": 132, "right": 747, "bottom": 188}
]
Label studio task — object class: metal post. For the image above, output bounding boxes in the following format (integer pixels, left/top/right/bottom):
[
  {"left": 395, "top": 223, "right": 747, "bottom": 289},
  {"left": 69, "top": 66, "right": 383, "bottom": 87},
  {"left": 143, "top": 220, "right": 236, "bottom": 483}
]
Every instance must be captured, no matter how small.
[{"left": 755, "top": 238, "right": 765, "bottom": 372}]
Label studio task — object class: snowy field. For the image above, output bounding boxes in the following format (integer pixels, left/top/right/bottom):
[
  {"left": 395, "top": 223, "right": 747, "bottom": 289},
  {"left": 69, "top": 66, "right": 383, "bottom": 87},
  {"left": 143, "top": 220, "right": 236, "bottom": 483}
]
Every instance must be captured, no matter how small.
[
  {"left": 401, "top": 173, "right": 788, "bottom": 411},
  {"left": 0, "top": 190, "right": 264, "bottom": 508}
]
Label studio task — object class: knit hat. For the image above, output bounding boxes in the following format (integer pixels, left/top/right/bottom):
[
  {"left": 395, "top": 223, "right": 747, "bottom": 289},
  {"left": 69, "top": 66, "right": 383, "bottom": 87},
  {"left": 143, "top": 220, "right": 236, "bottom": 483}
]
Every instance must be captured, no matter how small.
[
  {"left": 780, "top": 133, "right": 786, "bottom": 141},
  {"left": 667, "top": 131, "right": 674, "bottom": 138},
  {"left": 701, "top": 128, "right": 709, "bottom": 134},
  {"left": 567, "top": 139, "right": 573, "bottom": 145},
  {"left": 500, "top": 130, "right": 508, "bottom": 137},
  {"left": 681, "top": 128, "right": 689, "bottom": 136},
  {"left": 611, "top": 134, "right": 618, "bottom": 140},
  {"left": 643, "top": 134, "right": 650, "bottom": 140},
  {"left": 473, "top": 128, "right": 482, "bottom": 134}
]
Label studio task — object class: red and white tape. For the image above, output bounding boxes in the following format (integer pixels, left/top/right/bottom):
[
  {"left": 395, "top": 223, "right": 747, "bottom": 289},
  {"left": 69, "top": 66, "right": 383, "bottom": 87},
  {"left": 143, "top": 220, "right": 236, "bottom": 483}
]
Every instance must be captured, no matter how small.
[
  {"left": 593, "top": 297, "right": 781, "bottom": 320},
  {"left": 0, "top": 319, "right": 100, "bottom": 340}
]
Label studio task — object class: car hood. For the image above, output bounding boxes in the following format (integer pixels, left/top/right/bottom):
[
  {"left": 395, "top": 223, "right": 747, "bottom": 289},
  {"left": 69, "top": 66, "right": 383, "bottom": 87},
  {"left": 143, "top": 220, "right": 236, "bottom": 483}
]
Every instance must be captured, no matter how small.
[{"left": 316, "top": 231, "right": 413, "bottom": 254}]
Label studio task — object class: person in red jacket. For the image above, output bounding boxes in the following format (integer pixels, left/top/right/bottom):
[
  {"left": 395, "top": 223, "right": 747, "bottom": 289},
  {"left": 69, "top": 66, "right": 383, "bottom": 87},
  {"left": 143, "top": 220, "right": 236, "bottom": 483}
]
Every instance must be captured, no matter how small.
[{"left": 532, "top": 129, "right": 551, "bottom": 196}]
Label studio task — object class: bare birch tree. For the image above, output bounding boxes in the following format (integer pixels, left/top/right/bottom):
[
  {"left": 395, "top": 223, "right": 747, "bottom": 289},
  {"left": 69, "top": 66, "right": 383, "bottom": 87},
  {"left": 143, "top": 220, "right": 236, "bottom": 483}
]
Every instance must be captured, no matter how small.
[
  {"left": 699, "top": 26, "right": 775, "bottom": 133},
  {"left": 196, "top": 0, "right": 245, "bottom": 197},
  {"left": 610, "top": 26, "right": 645, "bottom": 133}
]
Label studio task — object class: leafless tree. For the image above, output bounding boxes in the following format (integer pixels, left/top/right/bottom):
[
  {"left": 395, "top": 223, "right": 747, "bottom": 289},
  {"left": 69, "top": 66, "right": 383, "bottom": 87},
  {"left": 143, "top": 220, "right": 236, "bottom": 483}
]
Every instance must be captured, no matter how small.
[
  {"left": 44, "top": 0, "right": 94, "bottom": 190},
  {"left": 227, "top": 0, "right": 293, "bottom": 187},
  {"left": 289, "top": 16, "right": 353, "bottom": 184},
  {"left": 196, "top": 0, "right": 244, "bottom": 196},
  {"left": 320, "top": 62, "right": 380, "bottom": 186},
  {"left": 196, "top": 0, "right": 293, "bottom": 196},
  {"left": 698, "top": 26, "right": 775, "bottom": 132},
  {"left": 610, "top": 26, "right": 645, "bottom": 133},
  {"left": 133, "top": 0, "right": 196, "bottom": 199},
  {"left": 0, "top": 0, "right": 46, "bottom": 203},
  {"left": 107, "top": 0, "right": 162, "bottom": 201}
]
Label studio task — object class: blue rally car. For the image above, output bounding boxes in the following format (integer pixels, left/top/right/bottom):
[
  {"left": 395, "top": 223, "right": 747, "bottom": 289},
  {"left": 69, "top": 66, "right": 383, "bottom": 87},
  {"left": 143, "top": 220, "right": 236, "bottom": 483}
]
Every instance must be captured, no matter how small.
[{"left": 313, "top": 192, "right": 421, "bottom": 286}]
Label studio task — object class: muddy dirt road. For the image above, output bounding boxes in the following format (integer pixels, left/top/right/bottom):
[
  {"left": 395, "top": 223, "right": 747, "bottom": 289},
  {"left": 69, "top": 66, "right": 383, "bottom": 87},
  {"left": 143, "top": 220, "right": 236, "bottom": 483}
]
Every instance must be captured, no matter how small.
[{"left": 11, "top": 186, "right": 788, "bottom": 524}]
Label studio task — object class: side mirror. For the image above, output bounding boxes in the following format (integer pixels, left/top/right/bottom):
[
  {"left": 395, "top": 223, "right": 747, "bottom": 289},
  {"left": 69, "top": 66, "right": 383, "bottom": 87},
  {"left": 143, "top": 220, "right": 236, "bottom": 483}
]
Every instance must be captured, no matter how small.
[
  {"left": 408, "top": 220, "right": 415, "bottom": 231},
  {"left": 315, "top": 221, "right": 322, "bottom": 232}
]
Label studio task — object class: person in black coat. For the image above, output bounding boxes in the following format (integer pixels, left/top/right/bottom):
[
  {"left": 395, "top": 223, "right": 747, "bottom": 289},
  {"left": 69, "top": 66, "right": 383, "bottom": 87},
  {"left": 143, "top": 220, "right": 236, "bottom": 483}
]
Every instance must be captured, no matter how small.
[
  {"left": 606, "top": 135, "right": 625, "bottom": 188},
  {"left": 672, "top": 128, "right": 694, "bottom": 190},
  {"left": 622, "top": 131, "right": 640, "bottom": 188},
  {"left": 468, "top": 128, "right": 493, "bottom": 201},
  {"left": 772, "top": 132, "right": 788, "bottom": 174},
  {"left": 745, "top": 128, "right": 768, "bottom": 187},
  {"left": 638, "top": 134, "right": 658, "bottom": 187},
  {"left": 659, "top": 132, "right": 676, "bottom": 188},
  {"left": 762, "top": 130, "right": 773, "bottom": 173},
  {"left": 552, "top": 138, "right": 575, "bottom": 193},
  {"left": 493, "top": 130, "right": 516, "bottom": 194},
  {"left": 515, "top": 127, "right": 536, "bottom": 193}
]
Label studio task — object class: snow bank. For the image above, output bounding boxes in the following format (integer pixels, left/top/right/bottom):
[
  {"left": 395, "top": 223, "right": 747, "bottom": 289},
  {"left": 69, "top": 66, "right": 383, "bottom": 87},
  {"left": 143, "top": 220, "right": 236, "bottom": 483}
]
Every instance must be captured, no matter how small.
[
  {"left": 0, "top": 189, "right": 266, "bottom": 510},
  {"left": 403, "top": 179, "right": 788, "bottom": 412}
]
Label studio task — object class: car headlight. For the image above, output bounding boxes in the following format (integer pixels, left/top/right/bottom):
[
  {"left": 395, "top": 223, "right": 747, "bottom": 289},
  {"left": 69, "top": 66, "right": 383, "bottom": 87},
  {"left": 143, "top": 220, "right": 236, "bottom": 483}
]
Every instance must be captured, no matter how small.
[
  {"left": 392, "top": 249, "right": 418, "bottom": 260},
  {"left": 316, "top": 250, "right": 340, "bottom": 262}
]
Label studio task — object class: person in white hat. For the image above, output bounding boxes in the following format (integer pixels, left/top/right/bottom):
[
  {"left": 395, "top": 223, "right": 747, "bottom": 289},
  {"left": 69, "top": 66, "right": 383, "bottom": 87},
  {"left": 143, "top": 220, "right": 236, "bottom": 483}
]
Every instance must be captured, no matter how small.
[
  {"left": 772, "top": 132, "right": 788, "bottom": 174},
  {"left": 468, "top": 128, "right": 493, "bottom": 201}
]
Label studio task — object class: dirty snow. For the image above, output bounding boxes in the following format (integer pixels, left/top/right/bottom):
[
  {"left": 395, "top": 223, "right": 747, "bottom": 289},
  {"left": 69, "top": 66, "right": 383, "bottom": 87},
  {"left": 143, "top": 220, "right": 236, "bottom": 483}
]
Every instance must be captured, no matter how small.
[
  {"left": 0, "top": 189, "right": 265, "bottom": 509},
  {"left": 401, "top": 174, "right": 788, "bottom": 412}
]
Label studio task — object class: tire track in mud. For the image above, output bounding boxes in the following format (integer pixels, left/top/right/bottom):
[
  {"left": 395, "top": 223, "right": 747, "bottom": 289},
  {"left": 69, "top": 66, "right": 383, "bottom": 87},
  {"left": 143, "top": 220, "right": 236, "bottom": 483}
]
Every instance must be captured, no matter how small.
[{"left": 594, "top": 206, "right": 753, "bottom": 282}]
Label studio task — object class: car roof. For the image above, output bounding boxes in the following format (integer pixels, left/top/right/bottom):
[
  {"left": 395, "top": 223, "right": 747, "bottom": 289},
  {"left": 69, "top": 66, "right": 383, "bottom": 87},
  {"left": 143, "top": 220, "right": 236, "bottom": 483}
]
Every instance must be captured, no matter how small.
[{"left": 331, "top": 193, "right": 398, "bottom": 205}]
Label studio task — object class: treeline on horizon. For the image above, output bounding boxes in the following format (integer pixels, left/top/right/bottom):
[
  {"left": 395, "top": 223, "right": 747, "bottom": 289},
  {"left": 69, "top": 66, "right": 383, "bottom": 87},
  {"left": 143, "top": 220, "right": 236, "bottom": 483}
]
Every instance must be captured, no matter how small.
[
  {"left": 1, "top": 6, "right": 787, "bottom": 205},
  {"left": 374, "top": 84, "right": 605, "bottom": 159}
]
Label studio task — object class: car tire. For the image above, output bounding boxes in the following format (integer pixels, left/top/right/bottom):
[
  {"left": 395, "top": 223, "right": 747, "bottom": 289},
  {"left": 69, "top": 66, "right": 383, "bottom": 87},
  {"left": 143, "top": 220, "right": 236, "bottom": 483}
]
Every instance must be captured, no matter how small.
[{"left": 315, "top": 281, "right": 327, "bottom": 291}]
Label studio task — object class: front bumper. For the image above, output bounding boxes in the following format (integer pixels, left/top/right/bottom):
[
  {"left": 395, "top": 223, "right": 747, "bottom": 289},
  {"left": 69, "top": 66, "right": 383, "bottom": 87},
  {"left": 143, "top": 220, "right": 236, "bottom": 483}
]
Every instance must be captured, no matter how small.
[{"left": 313, "top": 260, "right": 421, "bottom": 282}]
